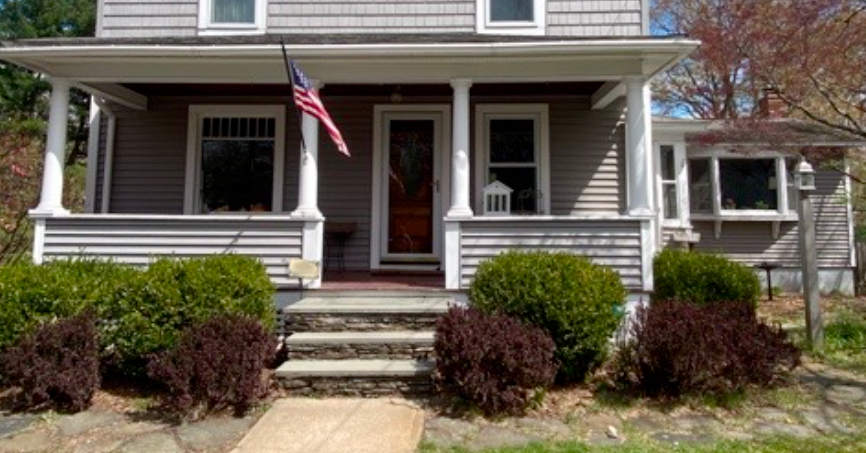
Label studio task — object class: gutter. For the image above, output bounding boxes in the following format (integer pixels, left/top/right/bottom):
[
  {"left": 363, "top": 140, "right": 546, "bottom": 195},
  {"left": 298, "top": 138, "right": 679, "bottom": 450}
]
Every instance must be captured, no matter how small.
[
  {"left": 93, "top": 98, "right": 116, "bottom": 213},
  {"left": 0, "top": 39, "right": 701, "bottom": 60}
]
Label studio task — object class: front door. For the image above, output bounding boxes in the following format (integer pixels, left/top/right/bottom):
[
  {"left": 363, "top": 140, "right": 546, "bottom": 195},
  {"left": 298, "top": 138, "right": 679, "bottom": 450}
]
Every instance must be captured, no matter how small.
[{"left": 375, "top": 109, "right": 445, "bottom": 267}]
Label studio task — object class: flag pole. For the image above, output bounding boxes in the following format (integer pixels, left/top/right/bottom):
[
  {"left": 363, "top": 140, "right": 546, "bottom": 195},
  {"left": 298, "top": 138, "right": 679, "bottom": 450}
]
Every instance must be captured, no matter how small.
[{"left": 280, "top": 38, "right": 307, "bottom": 153}]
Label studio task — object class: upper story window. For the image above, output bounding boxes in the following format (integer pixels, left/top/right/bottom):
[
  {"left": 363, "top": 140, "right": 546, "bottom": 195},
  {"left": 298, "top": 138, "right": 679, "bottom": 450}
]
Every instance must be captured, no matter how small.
[
  {"left": 477, "top": 0, "right": 546, "bottom": 35},
  {"left": 198, "top": 0, "right": 266, "bottom": 35}
]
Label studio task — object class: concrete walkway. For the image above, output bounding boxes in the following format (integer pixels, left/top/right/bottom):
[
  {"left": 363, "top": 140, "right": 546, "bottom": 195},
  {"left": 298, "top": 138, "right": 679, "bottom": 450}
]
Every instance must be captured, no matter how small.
[{"left": 232, "top": 398, "right": 425, "bottom": 453}]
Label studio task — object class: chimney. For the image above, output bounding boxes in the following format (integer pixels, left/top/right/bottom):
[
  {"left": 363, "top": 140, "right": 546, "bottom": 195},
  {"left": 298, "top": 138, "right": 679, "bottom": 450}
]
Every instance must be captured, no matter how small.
[{"left": 759, "top": 88, "right": 786, "bottom": 119}]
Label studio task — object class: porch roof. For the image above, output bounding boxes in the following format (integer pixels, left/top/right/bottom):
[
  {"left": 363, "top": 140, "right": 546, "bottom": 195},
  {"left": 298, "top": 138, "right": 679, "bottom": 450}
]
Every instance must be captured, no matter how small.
[{"left": 0, "top": 33, "right": 698, "bottom": 87}]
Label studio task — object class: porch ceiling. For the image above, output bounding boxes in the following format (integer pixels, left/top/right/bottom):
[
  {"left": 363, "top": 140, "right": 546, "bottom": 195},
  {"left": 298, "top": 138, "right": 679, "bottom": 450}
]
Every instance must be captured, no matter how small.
[{"left": 0, "top": 34, "right": 698, "bottom": 85}]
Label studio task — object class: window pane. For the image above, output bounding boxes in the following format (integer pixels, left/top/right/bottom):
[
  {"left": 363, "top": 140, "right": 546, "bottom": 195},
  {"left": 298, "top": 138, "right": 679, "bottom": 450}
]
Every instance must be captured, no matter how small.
[
  {"left": 490, "top": 119, "right": 535, "bottom": 163},
  {"left": 212, "top": 0, "right": 255, "bottom": 24},
  {"left": 663, "top": 183, "right": 678, "bottom": 219},
  {"left": 491, "top": 0, "right": 534, "bottom": 21},
  {"left": 201, "top": 140, "right": 274, "bottom": 212},
  {"left": 689, "top": 159, "right": 712, "bottom": 213},
  {"left": 660, "top": 145, "right": 676, "bottom": 181},
  {"left": 719, "top": 159, "right": 777, "bottom": 210},
  {"left": 786, "top": 158, "right": 798, "bottom": 211},
  {"left": 489, "top": 167, "right": 537, "bottom": 214}
]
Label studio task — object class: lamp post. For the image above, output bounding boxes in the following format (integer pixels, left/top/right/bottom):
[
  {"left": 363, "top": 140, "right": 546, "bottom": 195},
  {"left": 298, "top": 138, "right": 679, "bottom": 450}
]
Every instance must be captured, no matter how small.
[{"left": 795, "top": 159, "right": 822, "bottom": 350}]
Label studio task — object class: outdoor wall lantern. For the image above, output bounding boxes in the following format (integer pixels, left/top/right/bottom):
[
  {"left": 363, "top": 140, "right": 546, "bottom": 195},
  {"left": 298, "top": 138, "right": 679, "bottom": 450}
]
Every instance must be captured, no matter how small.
[{"left": 795, "top": 159, "right": 816, "bottom": 192}]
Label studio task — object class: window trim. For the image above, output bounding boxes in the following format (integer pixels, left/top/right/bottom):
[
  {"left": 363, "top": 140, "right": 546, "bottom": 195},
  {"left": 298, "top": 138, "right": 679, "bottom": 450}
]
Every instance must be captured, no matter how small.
[
  {"left": 184, "top": 105, "right": 286, "bottom": 214},
  {"left": 687, "top": 149, "right": 798, "bottom": 221},
  {"left": 198, "top": 0, "right": 266, "bottom": 35},
  {"left": 474, "top": 104, "right": 550, "bottom": 215},
  {"left": 476, "top": 0, "right": 546, "bottom": 35},
  {"left": 654, "top": 142, "right": 690, "bottom": 228}
]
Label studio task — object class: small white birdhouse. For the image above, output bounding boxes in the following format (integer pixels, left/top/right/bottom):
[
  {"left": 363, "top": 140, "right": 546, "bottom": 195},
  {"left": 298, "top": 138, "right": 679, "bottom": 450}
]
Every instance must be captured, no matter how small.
[{"left": 483, "top": 181, "right": 513, "bottom": 216}]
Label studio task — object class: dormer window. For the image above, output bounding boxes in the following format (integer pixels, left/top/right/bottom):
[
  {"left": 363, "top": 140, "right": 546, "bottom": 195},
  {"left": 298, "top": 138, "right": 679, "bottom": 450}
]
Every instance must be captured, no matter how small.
[
  {"left": 198, "top": 0, "right": 266, "bottom": 35},
  {"left": 477, "top": 0, "right": 545, "bottom": 35}
]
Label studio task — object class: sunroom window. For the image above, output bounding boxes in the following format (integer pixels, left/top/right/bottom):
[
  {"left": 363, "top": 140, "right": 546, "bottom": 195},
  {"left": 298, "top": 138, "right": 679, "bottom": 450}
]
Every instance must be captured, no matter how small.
[
  {"left": 185, "top": 106, "right": 285, "bottom": 214},
  {"left": 475, "top": 104, "right": 550, "bottom": 215},
  {"left": 686, "top": 153, "right": 798, "bottom": 218}
]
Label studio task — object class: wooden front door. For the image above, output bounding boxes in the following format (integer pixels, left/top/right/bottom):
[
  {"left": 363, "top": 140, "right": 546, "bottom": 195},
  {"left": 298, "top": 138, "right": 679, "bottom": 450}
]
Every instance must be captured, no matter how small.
[{"left": 377, "top": 111, "right": 443, "bottom": 265}]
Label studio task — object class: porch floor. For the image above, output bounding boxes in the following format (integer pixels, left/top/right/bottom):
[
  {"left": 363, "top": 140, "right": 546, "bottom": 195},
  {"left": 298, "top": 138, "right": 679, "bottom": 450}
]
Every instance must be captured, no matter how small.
[{"left": 320, "top": 272, "right": 445, "bottom": 291}]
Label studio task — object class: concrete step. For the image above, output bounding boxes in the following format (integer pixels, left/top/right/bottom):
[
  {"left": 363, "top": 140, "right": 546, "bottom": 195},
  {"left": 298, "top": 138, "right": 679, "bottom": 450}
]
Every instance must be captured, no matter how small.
[
  {"left": 283, "top": 296, "right": 453, "bottom": 333},
  {"left": 276, "top": 359, "right": 435, "bottom": 396},
  {"left": 286, "top": 331, "right": 435, "bottom": 360},
  {"left": 284, "top": 296, "right": 453, "bottom": 314},
  {"left": 276, "top": 359, "right": 435, "bottom": 378}
]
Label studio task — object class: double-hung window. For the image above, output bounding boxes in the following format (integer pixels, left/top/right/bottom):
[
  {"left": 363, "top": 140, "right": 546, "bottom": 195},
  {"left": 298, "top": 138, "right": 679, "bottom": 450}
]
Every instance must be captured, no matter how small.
[
  {"left": 184, "top": 105, "right": 286, "bottom": 214},
  {"left": 198, "top": 0, "right": 265, "bottom": 34},
  {"left": 687, "top": 151, "right": 798, "bottom": 218},
  {"left": 475, "top": 104, "right": 550, "bottom": 215},
  {"left": 477, "top": 0, "right": 546, "bottom": 35}
]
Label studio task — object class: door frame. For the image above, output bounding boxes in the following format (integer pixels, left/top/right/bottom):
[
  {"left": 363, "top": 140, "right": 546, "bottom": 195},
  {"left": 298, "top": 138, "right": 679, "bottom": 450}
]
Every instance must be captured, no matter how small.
[{"left": 371, "top": 104, "right": 451, "bottom": 270}]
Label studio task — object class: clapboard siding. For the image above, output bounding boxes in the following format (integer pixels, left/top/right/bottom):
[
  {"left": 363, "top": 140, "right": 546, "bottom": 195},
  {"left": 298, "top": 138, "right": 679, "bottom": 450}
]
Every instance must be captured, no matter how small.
[
  {"left": 549, "top": 97, "right": 625, "bottom": 214},
  {"left": 459, "top": 219, "right": 643, "bottom": 289},
  {"left": 98, "top": 0, "right": 645, "bottom": 37},
  {"left": 42, "top": 215, "right": 305, "bottom": 286},
  {"left": 547, "top": 0, "right": 644, "bottom": 36},
  {"left": 97, "top": 89, "right": 627, "bottom": 271},
  {"left": 684, "top": 170, "right": 852, "bottom": 268}
]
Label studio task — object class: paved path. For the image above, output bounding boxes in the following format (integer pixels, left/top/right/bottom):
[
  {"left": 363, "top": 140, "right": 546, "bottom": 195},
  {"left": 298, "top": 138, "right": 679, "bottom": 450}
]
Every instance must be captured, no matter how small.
[{"left": 233, "top": 398, "right": 424, "bottom": 453}]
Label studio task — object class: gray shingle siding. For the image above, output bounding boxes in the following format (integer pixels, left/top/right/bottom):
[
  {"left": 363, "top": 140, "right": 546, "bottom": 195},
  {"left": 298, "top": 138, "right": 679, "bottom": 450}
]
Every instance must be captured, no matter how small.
[{"left": 98, "top": 0, "right": 646, "bottom": 38}]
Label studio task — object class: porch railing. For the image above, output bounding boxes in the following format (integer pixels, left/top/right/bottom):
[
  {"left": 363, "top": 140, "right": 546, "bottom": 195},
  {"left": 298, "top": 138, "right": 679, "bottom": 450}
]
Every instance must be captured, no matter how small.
[
  {"left": 445, "top": 216, "right": 655, "bottom": 292},
  {"left": 34, "top": 214, "right": 311, "bottom": 287}
]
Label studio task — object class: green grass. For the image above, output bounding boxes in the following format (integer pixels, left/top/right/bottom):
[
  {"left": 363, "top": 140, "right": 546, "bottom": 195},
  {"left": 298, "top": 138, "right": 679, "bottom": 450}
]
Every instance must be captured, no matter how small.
[
  {"left": 790, "top": 311, "right": 866, "bottom": 374},
  {"left": 421, "top": 433, "right": 866, "bottom": 453}
]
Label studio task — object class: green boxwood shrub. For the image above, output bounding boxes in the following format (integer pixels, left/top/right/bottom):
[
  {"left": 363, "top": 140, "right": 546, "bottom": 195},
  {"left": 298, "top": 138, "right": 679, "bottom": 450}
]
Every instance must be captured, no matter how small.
[
  {"left": 0, "top": 255, "right": 276, "bottom": 376},
  {"left": 468, "top": 250, "right": 627, "bottom": 383},
  {"left": 653, "top": 249, "right": 761, "bottom": 307}
]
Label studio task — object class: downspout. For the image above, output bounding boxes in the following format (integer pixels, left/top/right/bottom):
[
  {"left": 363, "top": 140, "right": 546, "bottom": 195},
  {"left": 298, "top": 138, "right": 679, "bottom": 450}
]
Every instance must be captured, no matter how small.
[{"left": 94, "top": 98, "right": 116, "bottom": 213}]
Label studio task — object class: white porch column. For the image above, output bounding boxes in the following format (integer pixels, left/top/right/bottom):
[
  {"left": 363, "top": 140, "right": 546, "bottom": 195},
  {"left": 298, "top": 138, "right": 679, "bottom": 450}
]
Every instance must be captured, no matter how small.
[
  {"left": 291, "top": 81, "right": 323, "bottom": 219},
  {"left": 448, "top": 78, "right": 473, "bottom": 218},
  {"left": 625, "top": 76, "right": 654, "bottom": 216},
  {"left": 32, "top": 77, "right": 72, "bottom": 215}
]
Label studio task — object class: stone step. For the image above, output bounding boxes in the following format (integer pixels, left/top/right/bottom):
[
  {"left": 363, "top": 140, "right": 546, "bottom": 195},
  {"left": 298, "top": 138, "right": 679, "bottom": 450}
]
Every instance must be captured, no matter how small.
[
  {"left": 286, "top": 331, "right": 435, "bottom": 360},
  {"left": 276, "top": 360, "right": 435, "bottom": 396},
  {"left": 283, "top": 297, "right": 453, "bottom": 333}
]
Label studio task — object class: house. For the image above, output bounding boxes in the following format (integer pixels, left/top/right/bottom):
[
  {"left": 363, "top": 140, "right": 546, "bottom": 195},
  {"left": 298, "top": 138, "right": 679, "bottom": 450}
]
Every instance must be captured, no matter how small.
[
  {"left": 654, "top": 103, "right": 864, "bottom": 295},
  {"left": 13, "top": 0, "right": 839, "bottom": 306}
]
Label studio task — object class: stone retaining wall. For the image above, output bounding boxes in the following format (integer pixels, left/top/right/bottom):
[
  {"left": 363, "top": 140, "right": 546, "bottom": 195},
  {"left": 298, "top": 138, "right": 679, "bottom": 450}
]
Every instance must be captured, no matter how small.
[
  {"left": 281, "top": 376, "right": 434, "bottom": 397},
  {"left": 288, "top": 343, "right": 434, "bottom": 360},
  {"left": 286, "top": 313, "right": 440, "bottom": 333}
]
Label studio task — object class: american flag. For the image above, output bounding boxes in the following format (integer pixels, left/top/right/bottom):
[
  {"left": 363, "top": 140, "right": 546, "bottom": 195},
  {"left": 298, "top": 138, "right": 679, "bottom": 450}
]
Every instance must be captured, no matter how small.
[{"left": 289, "top": 60, "right": 350, "bottom": 157}]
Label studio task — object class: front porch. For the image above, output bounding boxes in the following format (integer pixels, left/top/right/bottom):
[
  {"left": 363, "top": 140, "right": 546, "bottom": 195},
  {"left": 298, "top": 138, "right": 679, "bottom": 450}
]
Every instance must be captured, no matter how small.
[{"left": 5, "top": 35, "right": 697, "bottom": 295}]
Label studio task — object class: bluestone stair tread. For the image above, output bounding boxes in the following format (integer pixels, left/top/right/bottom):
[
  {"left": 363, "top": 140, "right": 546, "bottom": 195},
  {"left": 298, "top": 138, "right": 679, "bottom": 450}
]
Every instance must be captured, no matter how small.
[
  {"left": 286, "top": 331, "right": 435, "bottom": 345},
  {"left": 276, "top": 360, "right": 436, "bottom": 378},
  {"left": 284, "top": 296, "right": 453, "bottom": 314}
]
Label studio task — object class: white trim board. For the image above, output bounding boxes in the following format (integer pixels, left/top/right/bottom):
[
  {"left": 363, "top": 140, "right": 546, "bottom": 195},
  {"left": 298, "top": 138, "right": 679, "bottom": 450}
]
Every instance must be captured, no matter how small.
[
  {"left": 184, "top": 104, "right": 286, "bottom": 215},
  {"left": 473, "top": 103, "right": 551, "bottom": 215},
  {"left": 370, "top": 104, "right": 452, "bottom": 271}
]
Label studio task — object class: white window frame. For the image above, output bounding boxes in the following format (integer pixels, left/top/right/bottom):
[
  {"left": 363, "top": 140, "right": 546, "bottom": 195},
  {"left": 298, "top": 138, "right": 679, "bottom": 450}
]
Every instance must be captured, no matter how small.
[
  {"left": 655, "top": 142, "right": 690, "bottom": 228},
  {"left": 198, "top": 0, "right": 266, "bottom": 35},
  {"left": 687, "top": 148, "right": 798, "bottom": 221},
  {"left": 476, "top": 0, "right": 546, "bottom": 35},
  {"left": 474, "top": 104, "right": 550, "bottom": 215},
  {"left": 184, "top": 105, "right": 286, "bottom": 214}
]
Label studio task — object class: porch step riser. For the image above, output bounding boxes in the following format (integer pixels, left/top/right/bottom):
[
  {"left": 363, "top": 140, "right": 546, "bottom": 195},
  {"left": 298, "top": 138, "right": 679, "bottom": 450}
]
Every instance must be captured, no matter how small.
[
  {"left": 286, "top": 313, "right": 441, "bottom": 333},
  {"left": 281, "top": 376, "right": 434, "bottom": 397},
  {"left": 288, "top": 344, "right": 434, "bottom": 361}
]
